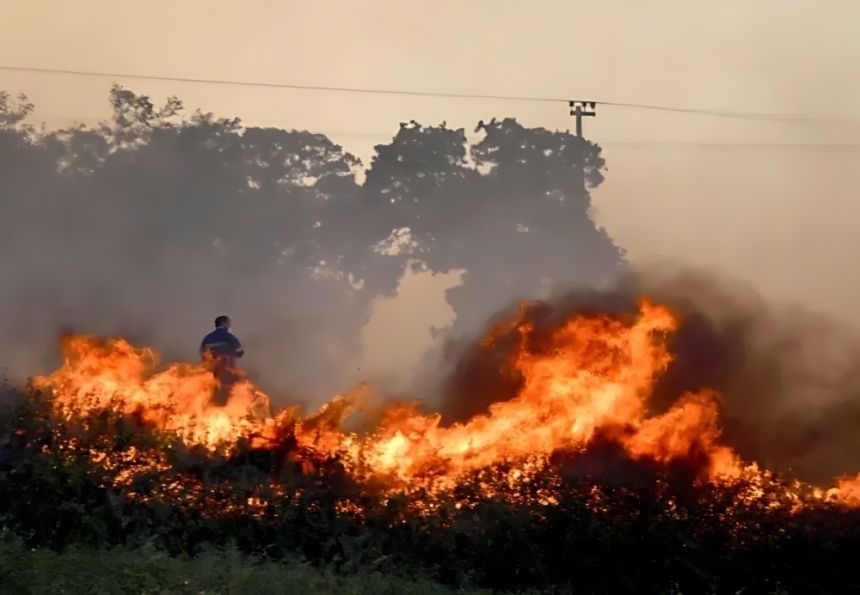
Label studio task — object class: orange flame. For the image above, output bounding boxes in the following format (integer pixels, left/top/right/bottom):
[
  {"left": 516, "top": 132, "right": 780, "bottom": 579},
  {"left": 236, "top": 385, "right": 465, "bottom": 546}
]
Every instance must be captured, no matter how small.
[
  {"left": 35, "top": 336, "right": 286, "bottom": 449},
  {"left": 33, "top": 298, "right": 858, "bottom": 507}
]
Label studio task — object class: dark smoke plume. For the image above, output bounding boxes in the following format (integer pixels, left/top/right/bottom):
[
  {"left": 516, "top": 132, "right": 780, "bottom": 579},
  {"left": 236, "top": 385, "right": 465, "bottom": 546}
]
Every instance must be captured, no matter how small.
[{"left": 440, "top": 266, "right": 860, "bottom": 484}]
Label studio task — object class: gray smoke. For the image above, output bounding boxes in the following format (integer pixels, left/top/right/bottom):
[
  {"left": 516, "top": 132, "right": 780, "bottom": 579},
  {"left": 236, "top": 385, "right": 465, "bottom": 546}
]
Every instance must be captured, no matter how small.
[
  {"left": 434, "top": 264, "right": 860, "bottom": 483},
  {"left": 0, "top": 90, "right": 623, "bottom": 408}
]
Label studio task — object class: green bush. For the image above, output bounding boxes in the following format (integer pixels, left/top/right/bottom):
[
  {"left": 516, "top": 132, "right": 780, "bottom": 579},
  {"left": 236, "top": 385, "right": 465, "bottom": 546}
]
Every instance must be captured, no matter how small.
[{"left": 0, "top": 538, "right": 480, "bottom": 595}]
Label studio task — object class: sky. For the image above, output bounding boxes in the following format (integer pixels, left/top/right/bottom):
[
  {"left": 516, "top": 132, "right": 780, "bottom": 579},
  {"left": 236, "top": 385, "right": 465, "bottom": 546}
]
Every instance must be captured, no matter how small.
[{"left": 2, "top": 0, "right": 860, "bottom": 347}]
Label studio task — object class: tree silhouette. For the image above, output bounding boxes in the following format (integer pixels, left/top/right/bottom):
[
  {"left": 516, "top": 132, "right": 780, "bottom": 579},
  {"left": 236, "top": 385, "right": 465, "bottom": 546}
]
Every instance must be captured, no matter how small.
[
  {"left": 460, "top": 117, "right": 622, "bottom": 306},
  {"left": 358, "top": 121, "right": 478, "bottom": 296},
  {"left": 360, "top": 117, "right": 624, "bottom": 340},
  {"left": 0, "top": 91, "right": 33, "bottom": 128},
  {"left": 0, "top": 86, "right": 625, "bottom": 397}
]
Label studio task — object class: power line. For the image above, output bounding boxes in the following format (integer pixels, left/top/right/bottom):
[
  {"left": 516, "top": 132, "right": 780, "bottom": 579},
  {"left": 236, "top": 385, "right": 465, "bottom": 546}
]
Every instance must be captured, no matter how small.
[
  {"left": 0, "top": 64, "right": 807, "bottom": 122},
  {"left": 32, "top": 115, "right": 860, "bottom": 147},
  {"left": 603, "top": 141, "right": 860, "bottom": 148}
]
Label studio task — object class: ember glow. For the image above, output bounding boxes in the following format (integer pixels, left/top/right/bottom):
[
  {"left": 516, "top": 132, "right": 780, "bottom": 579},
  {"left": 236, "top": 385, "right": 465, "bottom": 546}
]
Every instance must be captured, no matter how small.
[{"left": 33, "top": 299, "right": 860, "bottom": 510}]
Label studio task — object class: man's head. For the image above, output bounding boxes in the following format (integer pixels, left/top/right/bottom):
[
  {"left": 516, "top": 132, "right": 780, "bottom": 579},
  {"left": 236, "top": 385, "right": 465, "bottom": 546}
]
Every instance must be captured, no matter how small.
[{"left": 215, "top": 315, "right": 231, "bottom": 329}]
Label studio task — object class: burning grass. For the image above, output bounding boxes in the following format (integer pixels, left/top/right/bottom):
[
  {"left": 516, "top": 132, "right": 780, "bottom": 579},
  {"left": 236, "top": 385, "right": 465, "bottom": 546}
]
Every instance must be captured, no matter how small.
[{"left": 1, "top": 299, "right": 859, "bottom": 592}]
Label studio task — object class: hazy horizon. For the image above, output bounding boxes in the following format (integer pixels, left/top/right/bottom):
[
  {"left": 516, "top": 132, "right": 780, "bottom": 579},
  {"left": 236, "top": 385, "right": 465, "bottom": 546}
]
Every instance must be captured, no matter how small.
[
  {"left": 3, "top": 1, "right": 860, "bottom": 412},
  {"left": 3, "top": 0, "right": 859, "bottom": 336}
]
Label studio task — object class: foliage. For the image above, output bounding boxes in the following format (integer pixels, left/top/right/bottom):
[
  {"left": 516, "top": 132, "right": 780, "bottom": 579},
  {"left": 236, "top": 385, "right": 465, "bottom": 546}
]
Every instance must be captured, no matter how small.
[
  {"left": 0, "top": 87, "right": 624, "bottom": 395},
  {"left": 0, "top": 538, "right": 476, "bottom": 595},
  {"left": 1, "top": 394, "right": 859, "bottom": 594}
]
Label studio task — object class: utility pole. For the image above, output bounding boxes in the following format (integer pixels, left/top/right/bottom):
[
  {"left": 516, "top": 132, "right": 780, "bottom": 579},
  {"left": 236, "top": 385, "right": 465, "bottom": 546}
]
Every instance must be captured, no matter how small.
[{"left": 569, "top": 101, "right": 596, "bottom": 137}]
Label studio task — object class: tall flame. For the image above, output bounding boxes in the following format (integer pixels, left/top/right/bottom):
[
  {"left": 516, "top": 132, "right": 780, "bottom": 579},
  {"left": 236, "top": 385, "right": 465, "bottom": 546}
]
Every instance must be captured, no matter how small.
[{"left": 32, "top": 298, "right": 858, "bottom": 507}]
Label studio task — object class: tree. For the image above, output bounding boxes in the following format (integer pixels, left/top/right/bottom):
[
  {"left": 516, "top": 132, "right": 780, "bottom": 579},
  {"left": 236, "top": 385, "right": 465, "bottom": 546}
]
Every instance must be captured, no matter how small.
[
  {"left": 0, "top": 91, "right": 34, "bottom": 128},
  {"left": 0, "top": 87, "right": 625, "bottom": 400},
  {"left": 358, "top": 121, "right": 477, "bottom": 297}
]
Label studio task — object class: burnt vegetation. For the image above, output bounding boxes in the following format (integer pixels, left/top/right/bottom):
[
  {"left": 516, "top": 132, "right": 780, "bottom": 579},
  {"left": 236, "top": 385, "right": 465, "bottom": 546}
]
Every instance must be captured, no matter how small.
[{"left": 1, "top": 390, "right": 860, "bottom": 594}]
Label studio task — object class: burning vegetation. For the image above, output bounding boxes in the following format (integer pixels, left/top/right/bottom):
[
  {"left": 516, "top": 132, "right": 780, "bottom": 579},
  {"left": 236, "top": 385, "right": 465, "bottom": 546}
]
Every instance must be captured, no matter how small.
[
  {"left": 30, "top": 299, "right": 860, "bottom": 507},
  {"left": 3, "top": 298, "right": 860, "bottom": 592}
]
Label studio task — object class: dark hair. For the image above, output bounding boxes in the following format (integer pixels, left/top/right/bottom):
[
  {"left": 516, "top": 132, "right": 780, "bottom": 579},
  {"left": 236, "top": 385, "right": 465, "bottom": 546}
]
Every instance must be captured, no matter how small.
[{"left": 215, "top": 315, "right": 230, "bottom": 328}]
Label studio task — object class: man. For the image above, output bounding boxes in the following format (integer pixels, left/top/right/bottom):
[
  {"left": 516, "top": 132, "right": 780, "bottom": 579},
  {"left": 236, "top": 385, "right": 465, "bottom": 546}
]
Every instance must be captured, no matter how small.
[{"left": 200, "top": 315, "right": 244, "bottom": 404}]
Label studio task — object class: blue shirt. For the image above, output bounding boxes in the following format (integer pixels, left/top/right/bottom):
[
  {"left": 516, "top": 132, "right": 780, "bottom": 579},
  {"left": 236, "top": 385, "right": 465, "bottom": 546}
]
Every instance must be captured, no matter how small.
[{"left": 199, "top": 327, "right": 244, "bottom": 362}]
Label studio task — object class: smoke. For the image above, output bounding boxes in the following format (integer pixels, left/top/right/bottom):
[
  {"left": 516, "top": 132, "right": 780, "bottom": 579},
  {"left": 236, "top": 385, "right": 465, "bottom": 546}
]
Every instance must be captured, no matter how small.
[
  {"left": 437, "top": 264, "right": 860, "bottom": 484},
  {"left": 639, "top": 267, "right": 860, "bottom": 484},
  {"left": 0, "top": 111, "right": 367, "bottom": 404},
  {"left": 7, "top": 87, "right": 858, "bottom": 486},
  {"left": 355, "top": 262, "right": 465, "bottom": 395},
  {"left": 1, "top": 95, "right": 626, "bottom": 412},
  {"left": 0, "top": 245, "right": 372, "bottom": 408}
]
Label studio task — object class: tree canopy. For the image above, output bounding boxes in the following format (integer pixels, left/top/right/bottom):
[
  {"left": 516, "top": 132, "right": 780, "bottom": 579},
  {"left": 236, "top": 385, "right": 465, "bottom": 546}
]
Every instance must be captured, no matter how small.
[{"left": 0, "top": 87, "right": 624, "bottom": 396}]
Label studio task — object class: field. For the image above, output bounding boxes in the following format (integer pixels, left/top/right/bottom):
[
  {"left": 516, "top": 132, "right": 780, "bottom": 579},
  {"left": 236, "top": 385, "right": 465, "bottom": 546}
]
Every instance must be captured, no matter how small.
[
  {"left": 2, "top": 401, "right": 859, "bottom": 595},
  {"left": 0, "top": 540, "right": 474, "bottom": 595},
  {"left": 2, "top": 303, "right": 860, "bottom": 594}
]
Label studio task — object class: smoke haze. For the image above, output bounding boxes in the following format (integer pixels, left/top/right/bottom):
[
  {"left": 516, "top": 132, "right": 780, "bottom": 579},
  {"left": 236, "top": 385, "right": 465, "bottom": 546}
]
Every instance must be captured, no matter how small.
[
  {"left": 2, "top": 0, "right": 860, "bottom": 330},
  {"left": 437, "top": 265, "right": 860, "bottom": 483},
  {"left": 2, "top": 1, "right": 859, "bottom": 482},
  {"left": 0, "top": 92, "right": 621, "bottom": 408}
]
